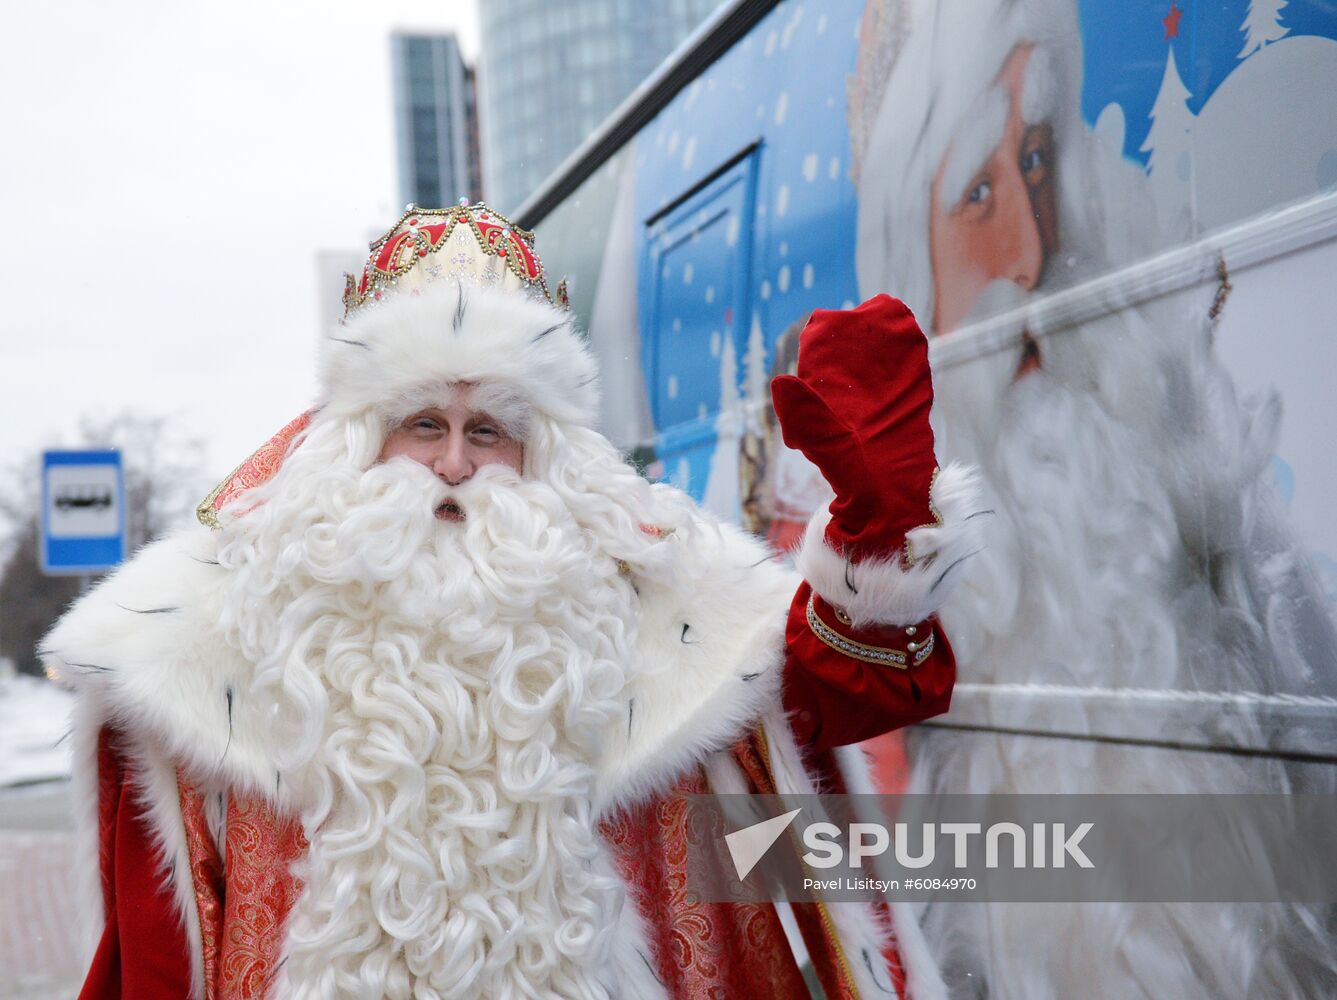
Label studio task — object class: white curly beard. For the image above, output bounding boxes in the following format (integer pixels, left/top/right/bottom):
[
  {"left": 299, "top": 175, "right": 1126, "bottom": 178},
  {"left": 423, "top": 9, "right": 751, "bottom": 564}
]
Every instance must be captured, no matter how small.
[{"left": 218, "top": 431, "right": 642, "bottom": 1000}]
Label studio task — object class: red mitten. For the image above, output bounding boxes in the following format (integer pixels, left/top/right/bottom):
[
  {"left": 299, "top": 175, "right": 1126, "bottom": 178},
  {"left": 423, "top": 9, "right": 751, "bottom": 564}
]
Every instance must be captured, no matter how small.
[{"left": 770, "top": 294, "right": 936, "bottom": 563}]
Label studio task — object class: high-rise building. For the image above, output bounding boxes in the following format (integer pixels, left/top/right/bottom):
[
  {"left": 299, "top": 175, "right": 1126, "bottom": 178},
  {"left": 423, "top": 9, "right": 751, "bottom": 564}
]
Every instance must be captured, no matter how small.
[
  {"left": 479, "top": 0, "right": 726, "bottom": 213},
  {"left": 392, "top": 33, "right": 482, "bottom": 209}
]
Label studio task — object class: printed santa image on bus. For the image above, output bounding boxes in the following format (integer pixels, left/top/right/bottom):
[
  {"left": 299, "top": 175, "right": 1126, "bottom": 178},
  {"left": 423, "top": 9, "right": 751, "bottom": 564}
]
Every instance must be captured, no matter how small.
[
  {"left": 570, "top": 8, "right": 1337, "bottom": 993},
  {"left": 818, "top": 0, "right": 1337, "bottom": 996}
]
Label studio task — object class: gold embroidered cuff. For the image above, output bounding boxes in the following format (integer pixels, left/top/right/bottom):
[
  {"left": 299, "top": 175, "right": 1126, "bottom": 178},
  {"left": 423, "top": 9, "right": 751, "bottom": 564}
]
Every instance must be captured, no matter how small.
[{"left": 805, "top": 594, "right": 934, "bottom": 668}]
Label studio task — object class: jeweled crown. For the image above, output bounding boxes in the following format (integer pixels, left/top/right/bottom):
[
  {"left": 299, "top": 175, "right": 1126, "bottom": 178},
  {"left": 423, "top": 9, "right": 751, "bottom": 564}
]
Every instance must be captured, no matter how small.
[{"left": 341, "top": 199, "right": 569, "bottom": 320}]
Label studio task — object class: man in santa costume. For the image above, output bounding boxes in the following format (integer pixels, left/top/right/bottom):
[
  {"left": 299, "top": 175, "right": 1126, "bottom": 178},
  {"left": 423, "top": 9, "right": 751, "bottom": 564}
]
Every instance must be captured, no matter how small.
[
  {"left": 43, "top": 202, "right": 980, "bottom": 999},
  {"left": 849, "top": 0, "right": 1337, "bottom": 997}
]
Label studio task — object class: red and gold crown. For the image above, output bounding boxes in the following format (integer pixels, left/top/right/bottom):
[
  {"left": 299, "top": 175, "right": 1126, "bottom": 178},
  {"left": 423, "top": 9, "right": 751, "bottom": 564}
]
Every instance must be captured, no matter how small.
[{"left": 341, "top": 200, "right": 568, "bottom": 319}]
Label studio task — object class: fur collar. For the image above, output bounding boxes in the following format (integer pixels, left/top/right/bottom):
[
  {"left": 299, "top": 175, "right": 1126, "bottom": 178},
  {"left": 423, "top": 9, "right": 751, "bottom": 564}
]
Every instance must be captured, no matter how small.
[
  {"left": 43, "top": 516, "right": 797, "bottom": 816},
  {"left": 43, "top": 529, "right": 285, "bottom": 803}
]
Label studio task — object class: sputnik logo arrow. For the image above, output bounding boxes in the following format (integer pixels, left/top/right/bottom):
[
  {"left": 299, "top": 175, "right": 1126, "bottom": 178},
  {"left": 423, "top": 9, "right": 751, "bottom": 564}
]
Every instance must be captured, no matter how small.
[{"left": 724, "top": 808, "right": 803, "bottom": 880}]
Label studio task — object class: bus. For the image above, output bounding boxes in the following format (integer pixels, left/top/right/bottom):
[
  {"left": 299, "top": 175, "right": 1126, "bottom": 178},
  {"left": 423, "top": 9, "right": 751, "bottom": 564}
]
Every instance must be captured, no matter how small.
[{"left": 517, "top": 0, "right": 1337, "bottom": 996}]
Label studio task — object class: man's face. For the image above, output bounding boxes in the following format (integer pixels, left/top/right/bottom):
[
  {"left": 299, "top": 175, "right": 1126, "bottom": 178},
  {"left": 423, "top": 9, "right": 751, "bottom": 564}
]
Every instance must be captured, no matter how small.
[
  {"left": 928, "top": 44, "right": 1059, "bottom": 334},
  {"left": 379, "top": 398, "right": 524, "bottom": 519}
]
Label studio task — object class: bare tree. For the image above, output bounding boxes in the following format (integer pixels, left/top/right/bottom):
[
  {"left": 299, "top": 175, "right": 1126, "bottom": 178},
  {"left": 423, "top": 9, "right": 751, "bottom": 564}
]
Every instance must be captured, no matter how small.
[{"left": 0, "top": 412, "right": 208, "bottom": 676}]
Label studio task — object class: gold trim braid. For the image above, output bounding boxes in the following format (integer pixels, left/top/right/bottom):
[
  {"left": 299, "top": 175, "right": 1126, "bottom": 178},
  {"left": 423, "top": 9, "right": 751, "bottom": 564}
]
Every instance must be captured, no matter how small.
[
  {"left": 805, "top": 594, "right": 934, "bottom": 668},
  {"left": 195, "top": 459, "right": 246, "bottom": 529},
  {"left": 903, "top": 466, "right": 943, "bottom": 567}
]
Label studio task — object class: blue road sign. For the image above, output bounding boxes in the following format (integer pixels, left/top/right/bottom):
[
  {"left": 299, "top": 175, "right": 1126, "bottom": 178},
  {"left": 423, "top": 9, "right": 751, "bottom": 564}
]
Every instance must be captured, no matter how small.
[{"left": 41, "top": 450, "right": 126, "bottom": 575}]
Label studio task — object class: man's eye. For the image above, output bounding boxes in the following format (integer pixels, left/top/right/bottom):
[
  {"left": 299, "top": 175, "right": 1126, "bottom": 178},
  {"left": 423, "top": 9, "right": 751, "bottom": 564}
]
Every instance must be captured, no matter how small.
[
  {"left": 410, "top": 418, "right": 440, "bottom": 431},
  {"left": 470, "top": 426, "right": 500, "bottom": 441},
  {"left": 965, "top": 179, "right": 992, "bottom": 205},
  {"left": 1021, "top": 148, "right": 1046, "bottom": 176}
]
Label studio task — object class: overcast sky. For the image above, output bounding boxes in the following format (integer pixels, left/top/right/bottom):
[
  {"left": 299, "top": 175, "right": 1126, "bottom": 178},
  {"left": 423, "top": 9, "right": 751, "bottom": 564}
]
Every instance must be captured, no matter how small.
[{"left": 0, "top": 1, "right": 481, "bottom": 508}]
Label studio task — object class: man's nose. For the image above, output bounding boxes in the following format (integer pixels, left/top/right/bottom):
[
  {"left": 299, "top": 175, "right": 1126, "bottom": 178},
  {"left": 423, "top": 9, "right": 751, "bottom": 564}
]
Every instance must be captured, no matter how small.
[
  {"left": 432, "top": 434, "right": 474, "bottom": 486},
  {"left": 994, "top": 167, "right": 1046, "bottom": 291}
]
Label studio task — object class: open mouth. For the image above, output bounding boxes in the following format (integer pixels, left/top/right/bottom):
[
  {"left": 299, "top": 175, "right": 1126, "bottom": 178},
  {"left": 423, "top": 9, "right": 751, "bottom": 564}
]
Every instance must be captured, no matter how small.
[{"left": 435, "top": 500, "right": 465, "bottom": 522}]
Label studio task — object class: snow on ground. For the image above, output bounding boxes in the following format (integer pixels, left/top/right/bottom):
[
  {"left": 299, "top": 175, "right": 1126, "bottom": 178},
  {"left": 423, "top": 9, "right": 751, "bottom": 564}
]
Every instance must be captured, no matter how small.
[{"left": 0, "top": 665, "right": 74, "bottom": 787}]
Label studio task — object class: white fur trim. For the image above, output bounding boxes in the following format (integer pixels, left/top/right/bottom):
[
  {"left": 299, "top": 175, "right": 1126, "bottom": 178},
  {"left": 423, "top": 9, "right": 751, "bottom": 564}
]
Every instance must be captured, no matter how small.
[
  {"left": 42, "top": 527, "right": 288, "bottom": 806},
  {"left": 594, "top": 519, "right": 797, "bottom": 814},
  {"left": 68, "top": 697, "right": 107, "bottom": 965},
  {"left": 762, "top": 715, "right": 904, "bottom": 998},
  {"left": 836, "top": 745, "right": 949, "bottom": 1000},
  {"left": 602, "top": 859, "right": 672, "bottom": 1000},
  {"left": 321, "top": 282, "right": 599, "bottom": 430},
  {"left": 48, "top": 529, "right": 273, "bottom": 999},
  {"left": 795, "top": 462, "right": 985, "bottom": 628}
]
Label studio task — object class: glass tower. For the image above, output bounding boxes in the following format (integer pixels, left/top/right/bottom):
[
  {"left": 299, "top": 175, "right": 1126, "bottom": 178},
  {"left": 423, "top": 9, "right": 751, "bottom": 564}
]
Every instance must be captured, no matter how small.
[
  {"left": 392, "top": 33, "right": 483, "bottom": 209},
  {"left": 479, "top": 0, "right": 726, "bottom": 213}
]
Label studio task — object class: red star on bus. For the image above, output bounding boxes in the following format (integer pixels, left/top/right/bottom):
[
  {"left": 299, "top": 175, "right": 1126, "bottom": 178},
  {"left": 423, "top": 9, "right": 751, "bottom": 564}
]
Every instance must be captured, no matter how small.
[{"left": 1163, "top": 3, "right": 1183, "bottom": 40}]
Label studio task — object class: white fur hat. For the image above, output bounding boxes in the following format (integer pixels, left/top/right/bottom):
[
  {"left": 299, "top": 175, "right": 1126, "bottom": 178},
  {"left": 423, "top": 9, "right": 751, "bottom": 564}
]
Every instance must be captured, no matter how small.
[{"left": 322, "top": 202, "right": 597, "bottom": 430}]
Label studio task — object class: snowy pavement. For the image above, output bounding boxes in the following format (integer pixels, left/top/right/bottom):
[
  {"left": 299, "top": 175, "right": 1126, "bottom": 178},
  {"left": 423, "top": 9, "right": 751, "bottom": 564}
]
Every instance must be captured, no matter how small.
[
  {"left": 0, "top": 826, "right": 82, "bottom": 999},
  {"left": 0, "top": 671, "right": 74, "bottom": 788},
  {"left": 1, "top": 671, "right": 82, "bottom": 997}
]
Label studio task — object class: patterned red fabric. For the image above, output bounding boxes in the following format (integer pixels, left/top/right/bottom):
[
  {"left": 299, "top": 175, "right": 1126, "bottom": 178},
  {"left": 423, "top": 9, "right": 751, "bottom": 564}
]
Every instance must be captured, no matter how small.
[
  {"left": 176, "top": 780, "right": 308, "bottom": 1000},
  {"left": 733, "top": 728, "right": 910, "bottom": 1000},
  {"left": 217, "top": 791, "right": 307, "bottom": 998},
  {"left": 598, "top": 768, "right": 811, "bottom": 998},
  {"left": 178, "top": 777, "right": 225, "bottom": 998},
  {"left": 198, "top": 409, "right": 314, "bottom": 525}
]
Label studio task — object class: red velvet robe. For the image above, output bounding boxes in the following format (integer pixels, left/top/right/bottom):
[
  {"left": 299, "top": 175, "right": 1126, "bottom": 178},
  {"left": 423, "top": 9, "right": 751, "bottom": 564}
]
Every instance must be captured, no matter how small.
[{"left": 77, "top": 413, "right": 957, "bottom": 998}]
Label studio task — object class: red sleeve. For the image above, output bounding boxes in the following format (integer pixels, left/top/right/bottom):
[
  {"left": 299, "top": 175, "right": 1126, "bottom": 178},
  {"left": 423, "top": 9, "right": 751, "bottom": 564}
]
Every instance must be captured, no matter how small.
[
  {"left": 781, "top": 582, "right": 955, "bottom": 753},
  {"left": 78, "top": 728, "right": 195, "bottom": 1000}
]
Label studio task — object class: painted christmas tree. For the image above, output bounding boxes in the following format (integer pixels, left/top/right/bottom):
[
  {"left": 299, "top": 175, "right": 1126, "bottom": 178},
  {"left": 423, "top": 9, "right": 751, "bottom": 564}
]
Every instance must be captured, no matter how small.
[
  {"left": 1141, "top": 45, "right": 1194, "bottom": 176},
  {"left": 1239, "top": 0, "right": 1289, "bottom": 59},
  {"left": 702, "top": 333, "right": 741, "bottom": 519},
  {"left": 742, "top": 315, "right": 770, "bottom": 435},
  {"left": 1141, "top": 41, "right": 1196, "bottom": 232}
]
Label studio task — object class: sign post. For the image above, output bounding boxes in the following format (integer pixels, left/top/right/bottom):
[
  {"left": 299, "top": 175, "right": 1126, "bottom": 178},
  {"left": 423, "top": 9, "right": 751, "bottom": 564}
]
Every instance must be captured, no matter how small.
[{"left": 40, "top": 450, "right": 126, "bottom": 576}]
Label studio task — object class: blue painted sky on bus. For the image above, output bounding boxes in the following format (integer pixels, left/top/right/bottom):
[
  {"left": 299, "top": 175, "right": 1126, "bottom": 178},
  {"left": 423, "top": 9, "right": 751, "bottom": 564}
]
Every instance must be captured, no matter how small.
[
  {"left": 634, "top": 0, "right": 865, "bottom": 496},
  {"left": 632, "top": 0, "right": 1337, "bottom": 500},
  {"left": 1081, "top": 0, "right": 1337, "bottom": 164}
]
